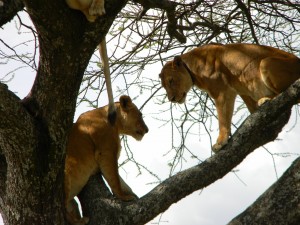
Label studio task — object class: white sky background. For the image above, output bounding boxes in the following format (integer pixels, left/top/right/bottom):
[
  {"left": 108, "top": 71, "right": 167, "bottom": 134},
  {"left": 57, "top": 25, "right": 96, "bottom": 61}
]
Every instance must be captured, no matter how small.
[{"left": 1, "top": 11, "right": 300, "bottom": 225}]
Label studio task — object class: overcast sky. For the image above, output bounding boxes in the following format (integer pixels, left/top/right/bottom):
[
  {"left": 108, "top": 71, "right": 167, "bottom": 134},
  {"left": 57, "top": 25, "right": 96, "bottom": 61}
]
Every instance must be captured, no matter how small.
[{"left": 1, "top": 12, "right": 299, "bottom": 225}]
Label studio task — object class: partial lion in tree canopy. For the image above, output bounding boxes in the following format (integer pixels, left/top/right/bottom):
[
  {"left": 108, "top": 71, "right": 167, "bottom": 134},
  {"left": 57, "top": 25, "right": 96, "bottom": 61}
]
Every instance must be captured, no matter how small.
[
  {"left": 66, "top": 0, "right": 105, "bottom": 22},
  {"left": 159, "top": 43, "right": 300, "bottom": 152},
  {"left": 64, "top": 95, "right": 149, "bottom": 225},
  {"left": 66, "top": 0, "right": 117, "bottom": 124}
]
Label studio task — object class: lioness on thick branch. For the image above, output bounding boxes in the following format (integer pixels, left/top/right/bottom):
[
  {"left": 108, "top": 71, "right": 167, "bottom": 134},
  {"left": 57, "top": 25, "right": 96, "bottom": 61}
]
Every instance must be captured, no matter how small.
[
  {"left": 64, "top": 95, "right": 148, "bottom": 225},
  {"left": 159, "top": 43, "right": 300, "bottom": 152}
]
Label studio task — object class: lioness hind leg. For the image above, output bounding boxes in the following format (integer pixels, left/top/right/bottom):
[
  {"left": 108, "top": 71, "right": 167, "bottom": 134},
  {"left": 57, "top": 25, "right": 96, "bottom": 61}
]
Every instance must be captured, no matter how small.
[
  {"left": 96, "top": 150, "right": 136, "bottom": 201},
  {"left": 260, "top": 57, "right": 300, "bottom": 94},
  {"left": 119, "top": 175, "right": 138, "bottom": 199}
]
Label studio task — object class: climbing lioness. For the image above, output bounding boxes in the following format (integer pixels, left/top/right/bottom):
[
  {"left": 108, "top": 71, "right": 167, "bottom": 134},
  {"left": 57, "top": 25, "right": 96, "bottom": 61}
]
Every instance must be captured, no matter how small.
[
  {"left": 159, "top": 43, "right": 300, "bottom": 152},
  {"left": 64, "top": 95, "right": 148, "bottom": 225}
]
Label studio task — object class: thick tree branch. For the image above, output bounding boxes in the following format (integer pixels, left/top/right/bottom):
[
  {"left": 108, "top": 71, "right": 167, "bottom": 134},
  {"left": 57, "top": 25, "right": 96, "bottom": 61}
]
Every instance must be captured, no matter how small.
[
  {"left": 80, "top": 79, "right": 300, "bottom": 225},
  {"left": 228, "top": 156, "right": 300, "bottom": 225},
  {"left": 0, "top": 82, "right": 48, "bottom": 224},
  {"left": 0, "top": 0, "right": 24, "bottom": 27},
  {"left": 0, "top": 83, "right": 36, "bottom": 156},
  {"left": 0, "top": 153, "right": 7, "bottom": 204},
  {"left": 0, "top": 84, "right": 30, "bottom": 203}
]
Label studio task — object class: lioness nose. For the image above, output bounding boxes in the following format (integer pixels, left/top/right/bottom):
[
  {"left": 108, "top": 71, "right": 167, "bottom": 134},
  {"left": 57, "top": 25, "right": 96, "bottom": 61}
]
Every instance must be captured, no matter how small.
[
  {"left": 145, "top": 125, "right": 149, "bottom": 133},
  {"left": 171, "top": 96, "right": 176, "bottom": 102}
]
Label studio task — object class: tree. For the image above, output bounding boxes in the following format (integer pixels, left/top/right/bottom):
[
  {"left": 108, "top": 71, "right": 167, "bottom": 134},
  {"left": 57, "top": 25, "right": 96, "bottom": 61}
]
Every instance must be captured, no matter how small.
[{"left": 0, "top": 0, "right": 300, "bottom": 224}]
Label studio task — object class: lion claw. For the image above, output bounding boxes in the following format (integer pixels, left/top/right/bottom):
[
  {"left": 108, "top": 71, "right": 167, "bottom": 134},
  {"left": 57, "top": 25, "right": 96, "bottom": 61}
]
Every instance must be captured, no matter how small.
[{"left": 212, "top": 140, "right": 228, "bottom": 153}]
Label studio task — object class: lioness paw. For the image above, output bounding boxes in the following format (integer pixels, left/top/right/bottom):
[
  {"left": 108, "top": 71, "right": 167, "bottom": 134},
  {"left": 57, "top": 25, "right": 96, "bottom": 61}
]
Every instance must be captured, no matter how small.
[
  {"left": 212, "top": 143, "right": 222, "bottom": 153},
  {"left": 66, "top": 212, "right": 89, "bottom": 225},
  {"left": 258, "top": 97, "right": 271, "bottom": 106},
  {"left": 89, "top": 0, "right": 105, "bottom": 16},
  {"left": 81, "top": 217, "right": 89, "bottom": 225},
  {"left": 72, "top": 217, "right": 89, "bottom": 225},
  {"left": 212, "top": 140, "right": 228, "bottom": 153}
]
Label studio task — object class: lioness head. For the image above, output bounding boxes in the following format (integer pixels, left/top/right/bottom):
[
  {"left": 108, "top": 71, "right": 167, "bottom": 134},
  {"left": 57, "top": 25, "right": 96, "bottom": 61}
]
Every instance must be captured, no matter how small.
[
  {"left": 159, "top": 56, "right": 194, "bottom": 104},
  {"left": 118, "top": 95, "right": 149, "bottom": 141}
]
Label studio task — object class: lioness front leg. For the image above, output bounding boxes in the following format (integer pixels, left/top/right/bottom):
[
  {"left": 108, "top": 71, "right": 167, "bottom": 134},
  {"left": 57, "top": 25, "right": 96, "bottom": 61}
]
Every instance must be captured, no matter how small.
[
  {"left": 212, "top": 90, "right": 236, "bottom": 152},
  {"left": 119, "top": 175, "right": 138, "bottom": 199},
  {"left": 96, "top": 151, "right": 136, "bottom": 201}
]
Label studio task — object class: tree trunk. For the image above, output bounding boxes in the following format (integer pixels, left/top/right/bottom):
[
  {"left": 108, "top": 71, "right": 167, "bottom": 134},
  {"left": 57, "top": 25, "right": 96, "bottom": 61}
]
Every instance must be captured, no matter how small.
[
  {"left": 0, "top": 0, "right": 126, "bottom": 224},
  {"left": 228, "top": 157, "right": 300, "bottom": 225}
]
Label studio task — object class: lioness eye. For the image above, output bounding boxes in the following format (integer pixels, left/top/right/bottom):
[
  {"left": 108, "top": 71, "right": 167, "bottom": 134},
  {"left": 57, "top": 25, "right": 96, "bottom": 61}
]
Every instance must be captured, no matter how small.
[{"left": 169, "top": 79, "right": 173, "bottom": 85}]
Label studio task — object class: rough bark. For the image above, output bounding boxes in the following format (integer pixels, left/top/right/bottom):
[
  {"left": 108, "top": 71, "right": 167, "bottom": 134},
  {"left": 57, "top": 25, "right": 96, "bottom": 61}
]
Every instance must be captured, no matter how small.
[
  {"left": 79, "top": 79, "right": 300, "bottom": 225},
  {"left": 0, "top": 0, "right": 24, "bottom": 26},
  {"left": 0, "top": 152, "right": 7, "bottom": 207},
  {"left": 228, "top": 157, "right": 300, "bottom": 225}
]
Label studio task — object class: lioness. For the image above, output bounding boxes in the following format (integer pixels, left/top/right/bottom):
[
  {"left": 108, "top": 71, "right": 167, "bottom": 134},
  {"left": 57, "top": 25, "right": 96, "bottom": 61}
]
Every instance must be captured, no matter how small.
[
  {"left": 159, "top": 43, "right": 300, "bottom": 152},
  {"left": 64, "top": 95, "right": 149, "bottom": 225}
]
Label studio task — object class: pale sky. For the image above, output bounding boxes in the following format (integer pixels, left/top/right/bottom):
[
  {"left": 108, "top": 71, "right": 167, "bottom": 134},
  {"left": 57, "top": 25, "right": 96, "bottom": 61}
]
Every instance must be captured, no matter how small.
[{"left": 0, "top": 11, "right": 299, "bottom": 225}]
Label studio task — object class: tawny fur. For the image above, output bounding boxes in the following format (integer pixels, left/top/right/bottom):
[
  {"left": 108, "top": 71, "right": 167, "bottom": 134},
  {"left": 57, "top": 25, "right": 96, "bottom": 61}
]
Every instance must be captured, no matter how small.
[
  {"left": 159, "top": 43, "right": 300, "bottom": 152},
  {"left": 66, "top": 0, "right": 105, "bottom": 22},
  {"left": 64, "top": 95, "right": 148, "bottom": 225}
]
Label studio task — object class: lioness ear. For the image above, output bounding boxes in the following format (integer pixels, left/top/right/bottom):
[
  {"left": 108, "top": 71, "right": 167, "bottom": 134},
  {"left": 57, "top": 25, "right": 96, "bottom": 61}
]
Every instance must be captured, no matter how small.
[
  {"left": 120, "top": 95, "right": 132, "bottom": 110},
  {"left": 173, "top": 56, "right": 182, "bottom": 68}
]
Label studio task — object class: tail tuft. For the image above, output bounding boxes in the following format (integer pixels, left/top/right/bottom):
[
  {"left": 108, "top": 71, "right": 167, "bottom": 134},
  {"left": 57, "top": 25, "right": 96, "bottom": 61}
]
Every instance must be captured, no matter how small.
[{"left": 108, "top": 105, "right": 117, "bottom": 125}]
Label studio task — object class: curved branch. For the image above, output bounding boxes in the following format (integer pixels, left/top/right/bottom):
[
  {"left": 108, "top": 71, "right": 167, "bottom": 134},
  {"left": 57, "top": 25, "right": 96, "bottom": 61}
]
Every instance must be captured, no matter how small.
[
  {"left": 0, "top": 152, "right": 7, "bottom": 203},
  {"left": 0, "top": 83, "right": 36, "bottom": 157},
  {"left": 80, "top": 79, "right": 300, "bottom": 225},
  {"left": 0, "top": 0, "right": 24, "bottom": 26},
  {"left": 234, "top": 0, "right": 259, "bottom": 43},
  {"left": 228, "top": 156, "right": 300, "bottom": 225},
  {"left": 0, "top": 82, "right": 45, "bottom": 224},
  {"left": 166, "top": 9, "right": 186, "bottom": 44}
]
